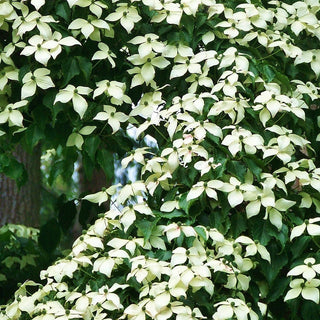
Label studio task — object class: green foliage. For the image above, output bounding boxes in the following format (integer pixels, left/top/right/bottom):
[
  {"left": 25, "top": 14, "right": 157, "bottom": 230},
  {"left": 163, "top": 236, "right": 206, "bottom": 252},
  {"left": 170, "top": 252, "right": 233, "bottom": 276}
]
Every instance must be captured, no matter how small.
[{"left": 0, "top": 224, "right": 58, "bottom": 304}]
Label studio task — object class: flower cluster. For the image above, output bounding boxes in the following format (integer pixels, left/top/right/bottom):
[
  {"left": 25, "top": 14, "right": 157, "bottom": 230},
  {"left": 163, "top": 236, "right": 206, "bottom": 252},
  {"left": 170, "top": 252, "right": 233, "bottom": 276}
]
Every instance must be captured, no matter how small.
[{"left": 1, "top": 0, "right": 320, "bottom": 319}]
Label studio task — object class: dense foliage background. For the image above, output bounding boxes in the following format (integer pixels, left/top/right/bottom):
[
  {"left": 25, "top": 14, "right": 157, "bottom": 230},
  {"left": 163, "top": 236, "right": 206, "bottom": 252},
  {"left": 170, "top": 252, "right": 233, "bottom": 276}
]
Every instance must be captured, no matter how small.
[{"left": 1, "top": 0, "right": 320, "bottom": 319}]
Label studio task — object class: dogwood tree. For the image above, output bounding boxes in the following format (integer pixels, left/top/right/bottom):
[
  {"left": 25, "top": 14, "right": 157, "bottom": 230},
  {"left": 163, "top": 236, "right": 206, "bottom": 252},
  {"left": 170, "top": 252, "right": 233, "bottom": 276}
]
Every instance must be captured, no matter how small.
[{"left": 1, "top": 0, "right": 320, "bottom": 319}]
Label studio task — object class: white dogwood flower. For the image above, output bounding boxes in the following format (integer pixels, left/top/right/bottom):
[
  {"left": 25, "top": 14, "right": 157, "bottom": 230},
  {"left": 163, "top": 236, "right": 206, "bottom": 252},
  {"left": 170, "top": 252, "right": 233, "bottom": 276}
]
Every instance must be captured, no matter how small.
[
  {"left": 21, "top": 68, "right": 54, "bottom": 99},
  {"left": 117, "top": 181, "right": 146, "bottom": 204},
  {"left": 244, "top": 186, "right": 275, "bottom": 218},
  {"left": 208, "top": 96, "right": 249, "bottom": 124},
  {"left": 163, "top": 43, "right": 193, "bottom": 58},
  {"left": 213, "top": 298, "right": 250, "bottom": 320},
  {"left": 264, "top": 198, "right": 296, "bottom": 230},
  {"left": 68, "top": 16, "right": 110, "bottom": 40},
  {"left": 128, "top": 34, "right": 164, "bottom": 58},
  {"left": 92, "top": 43, "right": 116, "bottom": 67},
  {"left": 212, "top": 71, "right": 242, "bottom": 97},
  {"left": 128, "top": 52, "right": 170, "bottom": 84},
  {"left": 121, "top": 147, "right": 151, "bottom": 168},
  {"left": 288, "top": 258, "right": 320, "bottom": 281},
  {"left": 266, "top": 125, "right": 309, "bottom": 149},
  {"left": 219, "top": 177, "right": 255, "bottom": 208},
  {"left": 20, "top": 35, "right": 52, "bottom": 65},
  {"left": 94, "top": 105, "right": 129, "bottom": 134},
  {"left": 219, "top": 46, "right": 249, "bottom": 71},
  {"left": 54, "top": 85, "right": 92, "bottom": 118},
  {"left": 295, "top": 49, "right": 320, "bottom": 77},
  {"left": 164, "top": 223, "right": 196, "bottom": 242},
  {"left": 185, "top": 65, "right": 213, "bottom": 93},
  {"left": 236, "top": 236, "right": 271, "bottom": 262},
  {"left": 187, "top": 180, "right": 224, "bottom": 201},
  {"left": 284, "top": 278, "right": 320, "bottom": 304},
  {"left": 29, "top": 0, "right": 45, "bottom": 10},
  {"left": 194, "top": 157, "right": 221, "bottom": 176},
  {"left": 82, "top": 185, "right": 118, "bottom": 206},
  {"left": 93, "top": 80, "right": 131, "bottom": 105},
  {"left": 0, "top": 100, "right": 27, "bottom": 127},
  {"left": 222, "top": 125, "right": 264, "bottom": 156},
  {"left": 170, "top": 52, "right": 206, "bottom": 79},
  {"left": 12, "top": 7, "right": 55, "bottom": 37},
  {"left": 72, "top": 0, "right": 108, "bottom": 18},
  {"left": 106, "top": 3, "right": 141, "bottom": 33},
  {"left": 0, "top": 66, "right": 18, "bottom": 90},
  {"left": 41, "top": 31, "right": 81, "bottom": 60},
  {"left": 290, "top": 218, "right": 320, "bottom": 240},
  {"left": 151, "top": 2, "right": 183, "bottom": 25}
]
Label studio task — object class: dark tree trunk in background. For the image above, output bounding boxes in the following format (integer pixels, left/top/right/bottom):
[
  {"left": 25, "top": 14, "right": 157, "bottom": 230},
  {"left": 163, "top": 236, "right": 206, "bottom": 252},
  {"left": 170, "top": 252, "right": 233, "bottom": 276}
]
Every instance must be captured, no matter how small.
[
  {"left": 79, "top": 167, "right": 108, "bottom": 195},
  {"left": 0, "top": 144, "right": 41, "bottom": 227},
  {"left": 69, "top": 165, "right": 110, "bottom": 243}
]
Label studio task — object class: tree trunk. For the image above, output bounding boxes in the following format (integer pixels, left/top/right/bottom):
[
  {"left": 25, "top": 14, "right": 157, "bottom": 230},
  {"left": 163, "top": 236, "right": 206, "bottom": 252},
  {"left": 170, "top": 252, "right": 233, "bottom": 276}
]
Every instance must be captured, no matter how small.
[
  {"left": 0, "top": 144, "right": 41, "bottom": 227},
  {"left": 79, "top": 167, "right": 109, "bottom": 195},
  {"left": 68, "top": 164, "right": 110, "bottom": 245}
]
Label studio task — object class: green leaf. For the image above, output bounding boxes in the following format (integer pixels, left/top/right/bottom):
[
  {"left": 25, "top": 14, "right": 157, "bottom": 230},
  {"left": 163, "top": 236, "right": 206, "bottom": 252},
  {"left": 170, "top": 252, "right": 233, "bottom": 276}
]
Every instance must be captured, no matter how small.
[
  {"left": 290, "top": 236, "right": 311, "bottom": 260},
  {"left": 195, "top": 13, "right": 207, "bottom": 29},
  {"left": 301, "top": 301, "right": 320, "bottom": 320},
  {"left": 79, "top": 200, "right": 101, "bottom": 228},
  {"left": 56, "top": 2, "right": 71, "bottom": 21},
  {"left": 247, "top": 281, "right": 261, "bottom": 303},
  {"left": 262, "top": 64, "right": 276, "bottom": 82},
  {"left": 82, "top": 152, "right": 95, "bottom": 180},
  {"left": 43, "top": 90, "right": 65, "bottom": 125},
  {"left": 191, "top": 289, "right": 213, "bottom": 312},
  {"left": 48, "top": 160, "right": 64, "bottom": 186},
  {"left": 136, "top": 218, "right": 159, "bottom": 242},
  {"left": 2, "top": 257, "right": 21, "bottom": 268},
  {"left": 181, "top": 15, "right": 194, "bottom": 35},
  {"left": 0, "top": 228, "right": 12, "bottom": 246},
  {"left": 194, "top": 226, "right": 207, "bottom": 241},
  {"left": 219, "top": 192, "right": 231, "bottom": 216},
  {"left": 0, "top": 274, "right": 6, "bottom": 282},
  {"left": 0, "top": 154, "right": 27, "bottom": 187},
  {"left": 277, "top": 224, "right": 289, "bottom": 249},
  {"left": 107, "top": 133, "right": 135, "bottom": 156},
  {"left": 250, "top": 218, "right": 274, "bottom": 245},
  {"left": 153, "top": 209, "right": 185, "bottom": 219},
  {"left": 76, "top": 57, "right": 92, "bottom": 83},
  {"left": 229, "top": 212, "right": 247, "bottom": 237},
  {"left": 18, "top": 65, "right": 30, "bottom": 83},
  {"left": 22, "top": 125, "right": 45, "bottom": 153},
  {"left": 179, "top": 193, "right": 197, "bottom": 215},
  {"left": 154, "top": 250, "right": 171, "bottom": 261},
  {"left": 175, "top": 166, "right": 198, "bottom": 188},
  {"left": 176, "top": 232, "right": 185, "bottom": 247},
  {"left": 39, "top": 218, "right": 61, "bottom": 253},
  {"left": 62, "top": 58, "right": 80, "bottom": 87},
  {"left": 243, "top": 157, "right": 262, "bottom": 181},
  {"left": 250, "top": 213, "right": 288, "bottom": 248},
  {"left": 209, "top": 208, "right": 231, "bottom": 234},
  {"left": 83, "top": 136, "right": 100, "bottom": 162},
  {"left": 96, "top": 149, "right": 114, "bottom": 182},
  {"left": 58, "top": 199, "right": 77, "bottom": 233},
  {"left": 260, "top": 242, "right": 288, "bottom": 283},
  {"left": 275, "top": 72, "right": 291, "bottom": 93},
  {"left": 227, "top": 161, "right": 247, "bottom": 182},
  {"left": 267, "top": 277, "right": 290, "bottom": 303}
]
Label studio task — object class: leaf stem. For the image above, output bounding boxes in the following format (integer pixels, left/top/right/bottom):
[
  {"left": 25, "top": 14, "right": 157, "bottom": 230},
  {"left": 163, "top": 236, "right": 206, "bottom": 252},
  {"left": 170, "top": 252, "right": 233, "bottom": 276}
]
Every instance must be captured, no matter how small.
[
  {"left": 152, "top": 124, "right": 169, "bottom": 142},
  {"left": 257, "top": 49, "right": 282, "bottom": 61},
  {"left": 80, "top": 267, "right": 95, "bottom": 279}
]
